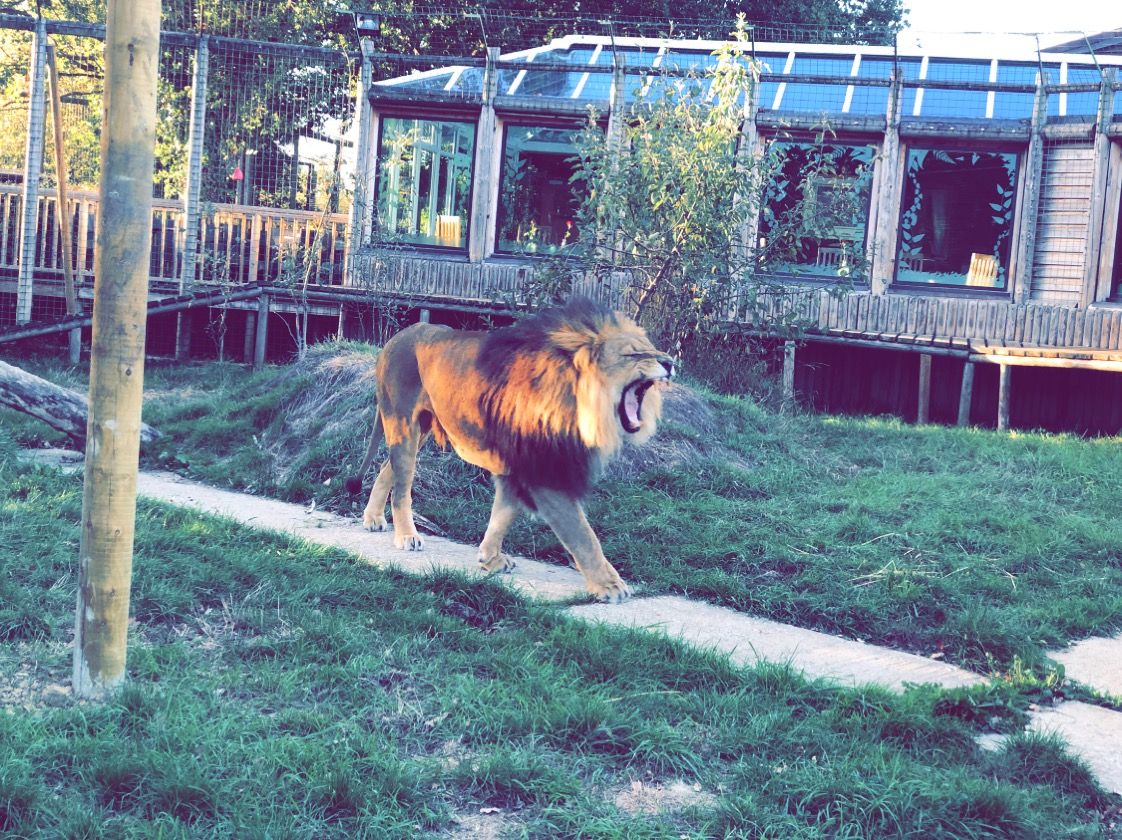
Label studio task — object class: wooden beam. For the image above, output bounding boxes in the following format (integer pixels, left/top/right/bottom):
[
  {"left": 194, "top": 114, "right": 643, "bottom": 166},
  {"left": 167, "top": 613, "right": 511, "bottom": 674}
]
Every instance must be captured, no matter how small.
[
  {"left": 969, "top": 352, "right": 1122, "bottom": 373},
  {"left": 73, "top": 0, "right": 161, "bottom": 701},
  {"left": 782, "top": 340, "right": 796, "bottom": 407},
  {"left": 870, "top": 72, "right": 903, "bottom": 295},
  {"left": 467, "top": 48, "right": 499, "bottom": 262},
  {"left": 957, "top": 361, "right": 975, "bottom": 426},
  {"left": 1011, "top": 81, "right": 1047, "bottom": 304},
  {"left": 997, "top": 363, "right": 1011, "bottom": 430},
  {"left": 254, "top": 293, "right": 270, "bottom": 370},
  {"left": 1081, "top": 68, "right": 1116, "bottom": 307},
  {"left": 46, "top": 42, "right": 81, "bottom": 363},
  {"left": 916, "top": 353, "right": 932, "bottom": 423}
]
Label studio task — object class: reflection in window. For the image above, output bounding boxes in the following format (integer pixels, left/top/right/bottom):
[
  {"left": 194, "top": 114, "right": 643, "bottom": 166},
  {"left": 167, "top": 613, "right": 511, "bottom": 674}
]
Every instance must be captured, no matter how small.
[
  {"left": 496, "top": 125, "right": 584, "bottom": 254},
  {"left": 897, "top": 148, "right": 1018, "bottom": 289},
  {"left": 758, "top": 141, "right": 875, "bottom": 280},
  {"left": 376, "top": 117, "right": 475, "bottom": 249}
]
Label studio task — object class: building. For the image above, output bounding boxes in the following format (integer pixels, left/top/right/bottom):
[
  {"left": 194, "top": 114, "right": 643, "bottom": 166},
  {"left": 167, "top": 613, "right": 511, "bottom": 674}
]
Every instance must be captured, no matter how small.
[{"left": 346, "top": 31, "right": 1122, "bottom": 432}]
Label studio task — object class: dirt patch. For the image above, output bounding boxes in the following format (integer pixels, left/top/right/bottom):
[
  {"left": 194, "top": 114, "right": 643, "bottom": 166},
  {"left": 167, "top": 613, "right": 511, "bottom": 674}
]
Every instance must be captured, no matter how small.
[
  {"left": 0, "top": 642, "right": 73, "bottom": 711},
  {"left": 443, "top": 809, "right": 518, "bottom": 839},
  {"left": 611, "top": 778, "right": 719, "bottom": 816}
]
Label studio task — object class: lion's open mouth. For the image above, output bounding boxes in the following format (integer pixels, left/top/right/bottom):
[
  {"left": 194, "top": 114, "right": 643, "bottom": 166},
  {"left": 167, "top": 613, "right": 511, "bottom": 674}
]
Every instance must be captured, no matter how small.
[{"left": 619, "top": 379, "right": 655, "bottom": 434}]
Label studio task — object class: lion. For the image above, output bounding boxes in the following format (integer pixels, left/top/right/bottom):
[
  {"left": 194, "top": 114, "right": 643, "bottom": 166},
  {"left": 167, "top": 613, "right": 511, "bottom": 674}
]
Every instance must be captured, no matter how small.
[{"left": 344, "top": 298, "right": 675, "bottom": 603}]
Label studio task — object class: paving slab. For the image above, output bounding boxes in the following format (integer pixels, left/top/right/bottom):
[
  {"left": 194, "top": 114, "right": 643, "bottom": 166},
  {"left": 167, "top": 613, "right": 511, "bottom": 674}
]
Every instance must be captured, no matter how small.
[
  {"left": 569, "top": 596, "right": 984, "bottom": 692},
  {"left": 1029, "top": 701, "right": 1122, "bottom": 795},
  {"left": 133, "top": 470, "right": 589, "bottom": 603},
  {"left": 1050, "top": 635, "right": 1122, "bottom": 699},
  {"left": 22, "top": 451, "right": 586, "bottom": 603}
]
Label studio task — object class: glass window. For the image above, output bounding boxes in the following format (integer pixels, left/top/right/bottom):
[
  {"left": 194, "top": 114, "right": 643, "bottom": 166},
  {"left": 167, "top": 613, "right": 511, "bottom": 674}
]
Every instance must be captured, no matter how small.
[
  {"left": 897, "top": 148, "right": 1018, "bottom": 289},
  {"left": 375, "top": 117, "right": 475, "bottom": 249},
  {"left": 496, "top": 125, "right": 585, "bottom": 254},
  {"left": 758, "top": 141, "right": 876, "bottom": 280}
]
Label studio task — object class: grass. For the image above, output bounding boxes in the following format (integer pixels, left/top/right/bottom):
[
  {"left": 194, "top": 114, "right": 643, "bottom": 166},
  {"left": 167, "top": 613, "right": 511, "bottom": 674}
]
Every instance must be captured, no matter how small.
[
  {"left": 0, "top": 432, "right": 1115, "bottom": 837},
  {"left": 59, "top": 347, "right": 1122, "bottom": 677}
]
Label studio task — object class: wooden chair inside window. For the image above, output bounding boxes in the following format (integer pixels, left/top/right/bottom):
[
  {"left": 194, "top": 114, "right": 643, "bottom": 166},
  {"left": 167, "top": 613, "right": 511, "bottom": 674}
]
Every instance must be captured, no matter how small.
[
  {"left": 966, "top": 252, "right": 998, "bottom": 287},
  {"left": 436, "top": 214, "right": 462, "bottom": 247}
]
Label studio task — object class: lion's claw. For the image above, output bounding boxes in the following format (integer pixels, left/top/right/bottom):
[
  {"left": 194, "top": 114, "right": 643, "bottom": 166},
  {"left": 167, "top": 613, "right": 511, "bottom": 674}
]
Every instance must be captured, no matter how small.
[
  {"left": 589, "top": 579, "right": 632, "bottom": 604},
  {"left": 364, "top": 514, "right": 388, "bottom": 532},
  {"left": 394, "top": 533, "right": 425, "bottom": 551},
  {"left": 478, "top": 551, "right": 516, "bottom": 574}
]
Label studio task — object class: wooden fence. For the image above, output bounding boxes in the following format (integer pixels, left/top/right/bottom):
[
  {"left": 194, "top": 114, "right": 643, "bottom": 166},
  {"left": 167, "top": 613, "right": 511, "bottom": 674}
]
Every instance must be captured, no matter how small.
[{"left": 0, "top": 184, "right": 349, "bottom": 297}]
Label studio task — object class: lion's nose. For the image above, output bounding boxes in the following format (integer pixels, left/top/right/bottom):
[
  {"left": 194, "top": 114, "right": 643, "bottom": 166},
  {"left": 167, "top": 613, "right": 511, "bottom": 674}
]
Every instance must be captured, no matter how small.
[{"left": 660, "top": 358, "right": 676, "bottom": 378}]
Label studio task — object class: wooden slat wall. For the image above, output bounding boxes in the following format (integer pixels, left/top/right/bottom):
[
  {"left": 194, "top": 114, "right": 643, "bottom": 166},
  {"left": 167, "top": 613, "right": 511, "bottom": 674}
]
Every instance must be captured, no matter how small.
[{"left": 1030, "top": 144, "right": 1094, "bottom": 305}]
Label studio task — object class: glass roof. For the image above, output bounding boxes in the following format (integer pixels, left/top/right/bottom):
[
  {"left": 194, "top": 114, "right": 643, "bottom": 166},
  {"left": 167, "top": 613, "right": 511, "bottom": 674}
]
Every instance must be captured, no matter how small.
[{"left": 374, "top": 35, "right": 1121, "bottom": 121}]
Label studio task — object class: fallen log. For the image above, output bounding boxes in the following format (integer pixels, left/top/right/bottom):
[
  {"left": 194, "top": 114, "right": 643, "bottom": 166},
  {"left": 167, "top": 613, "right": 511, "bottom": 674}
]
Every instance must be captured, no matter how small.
[{"left": 0, "top": 359, "right": 160, "bottom": 447}]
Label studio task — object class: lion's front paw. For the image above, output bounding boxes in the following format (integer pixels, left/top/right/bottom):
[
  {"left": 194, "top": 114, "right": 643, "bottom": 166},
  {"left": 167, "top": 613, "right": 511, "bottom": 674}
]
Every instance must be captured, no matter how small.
[
  {"left": 478, "top": 551, "right": 516, "bottom": 574},
  {"left": 364, "top": 513, "right": 388, "bottom": 532},
  {"left": 394, "top": 532, "right": 425, "bottom": 551},
  {"left": 587, "top": 577, "right": 632, "bottom": 604}
]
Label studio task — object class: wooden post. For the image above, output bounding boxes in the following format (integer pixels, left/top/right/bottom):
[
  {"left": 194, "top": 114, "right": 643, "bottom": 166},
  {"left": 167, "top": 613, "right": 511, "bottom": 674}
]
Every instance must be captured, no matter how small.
[
  {"left": 254, "top": 293, "right": 270, "bottom": 370},
  {"left": 177, "top": 34, "right": 208, "bottom": 357},
  {"left": 418, "top": 307, "right": 431, "bottom": 324},
  {"left": 781, "top": 340, "right": 796, "bottom": 408},
  {"left": 467, "top": 48, "right": 499, "bottom": 262},
  {"left": 243, "top": 310, "right": 256, "bottom": 362},
  {"left": 957, "top": 361, "right": 975, "bottom": 426},
  {"left": 46, "top": 42, "right": 81, "bottom": 363},
  {"left": 1011, "top": 78, "right": 1047, "bottom": 304},
  {"left": 870, "top": 71, "right": 903, "bottom": 295},
  {"left": 1084, "top": 68, "right": 1116, "bottom": 305},
  {"left": 73, "top": 0, "right": 161, "bottom": 701},
  {"left": 997, "top": 363, "right": 1011, "bottom": 431},
  {"left": 916, "top": 353, "right": 932, "bottom": 424},
  {"left": 16, "top": 17, "right": 47, "bottom": 324}
]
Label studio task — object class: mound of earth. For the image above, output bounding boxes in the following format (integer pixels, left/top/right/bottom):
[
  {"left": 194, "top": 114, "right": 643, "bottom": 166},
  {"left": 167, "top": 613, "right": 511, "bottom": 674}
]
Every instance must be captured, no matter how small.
[{"left": 259, "top": 343, "right": 738, "bottom": 496}]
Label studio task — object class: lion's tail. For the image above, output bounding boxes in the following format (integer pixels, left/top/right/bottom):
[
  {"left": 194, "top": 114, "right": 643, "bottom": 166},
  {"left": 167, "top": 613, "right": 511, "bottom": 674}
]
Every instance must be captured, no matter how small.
[{"left": 343, "top": 411, "right": 384, "bottom": 495}]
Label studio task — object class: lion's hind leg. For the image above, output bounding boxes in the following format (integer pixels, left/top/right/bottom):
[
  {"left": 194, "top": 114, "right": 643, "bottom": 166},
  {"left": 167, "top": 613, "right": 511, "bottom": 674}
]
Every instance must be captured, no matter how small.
[
  {"left": 385, "top": 419, "right": 427, "bottom": 551},
  {"left": 477, "top": 476, "right": 521, "bottom": 574}
]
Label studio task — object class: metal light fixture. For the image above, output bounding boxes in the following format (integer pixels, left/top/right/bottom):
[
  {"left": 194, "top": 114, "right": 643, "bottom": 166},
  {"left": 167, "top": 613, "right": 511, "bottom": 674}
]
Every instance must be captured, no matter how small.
[{"left": 352, "top": 10, "right": 381, "bottom": 39}]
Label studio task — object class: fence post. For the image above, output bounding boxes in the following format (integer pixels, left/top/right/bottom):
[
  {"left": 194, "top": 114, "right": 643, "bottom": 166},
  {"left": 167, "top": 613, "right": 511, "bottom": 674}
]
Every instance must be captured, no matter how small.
[
  {"left": 16, "top": 17, "right": 48, "bottom": 325},
  {"left": 1012, "top": 76, "right": 1047, "bottom": 305},
  {"left": 870, "top": 71, "right": 903, "bottom": 295},
  {"left": 180, "top": 34, "right": 209, "bottom": 292},
  {"left": 345, "top": 47, "right": 374, "bottom": 285},
  {"left": 73, "top": 0, "right": 161, "bottom": 700},
  {"left": 468, "top": 47, "right": 499, "bottom": 262}
]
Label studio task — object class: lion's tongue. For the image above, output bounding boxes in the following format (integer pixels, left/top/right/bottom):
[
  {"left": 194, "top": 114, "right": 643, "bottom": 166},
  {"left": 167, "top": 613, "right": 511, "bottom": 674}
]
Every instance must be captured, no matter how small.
[{"left": 624, "top": 386, "right": 641, "bottom": 427}]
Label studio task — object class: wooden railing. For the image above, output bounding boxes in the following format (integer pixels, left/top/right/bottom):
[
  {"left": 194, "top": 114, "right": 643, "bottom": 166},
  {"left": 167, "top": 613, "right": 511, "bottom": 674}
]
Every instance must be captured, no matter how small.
[
  {"left": 750, "top": 287, "right": 1122, "bottom": 354},
  {"left": 0, "top": 185, "right": 349, "bottom": 293},
  {"left": 348, "top": 250, "right": 630, "bottom": 310}
]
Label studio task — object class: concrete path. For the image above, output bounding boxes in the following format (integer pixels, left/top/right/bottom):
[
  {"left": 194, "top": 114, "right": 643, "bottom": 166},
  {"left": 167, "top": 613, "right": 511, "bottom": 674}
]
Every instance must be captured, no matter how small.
[
  {"left": 1051, "top": 635, "right": 1122, "bottom": 699},
  {"left": 25, "top": 450, "right": 1122, "bottom": 795}
]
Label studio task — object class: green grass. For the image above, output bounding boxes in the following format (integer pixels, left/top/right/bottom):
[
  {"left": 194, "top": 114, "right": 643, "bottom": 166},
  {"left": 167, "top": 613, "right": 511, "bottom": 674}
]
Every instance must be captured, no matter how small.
[
  {"left": 0, "top": 433, "right": 1114, "bottom": 837},
  {"left": 5, "top": 347, "right": 1122, "bottom": 679}
]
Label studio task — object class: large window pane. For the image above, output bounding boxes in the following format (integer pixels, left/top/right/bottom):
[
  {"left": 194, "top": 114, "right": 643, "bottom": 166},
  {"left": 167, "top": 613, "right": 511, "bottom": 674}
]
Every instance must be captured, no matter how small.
[
  {"left": 496, "top": 125, "right": 584, "bottom": 255},
  {"left": 376, "top": 117, "right": 475, "bottom": 249},
  {"left": 758, "top": 141, "right": 875, "bottom": 280},
  {"left": 897, "top": 148, "right": 1018, "bottom": 289}
]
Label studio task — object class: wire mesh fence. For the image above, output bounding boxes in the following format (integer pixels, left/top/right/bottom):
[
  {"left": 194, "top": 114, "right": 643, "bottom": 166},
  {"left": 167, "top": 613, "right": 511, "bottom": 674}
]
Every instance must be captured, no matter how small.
[{"left": 0, "top": 3, "right": 1118, "bottom": 354}]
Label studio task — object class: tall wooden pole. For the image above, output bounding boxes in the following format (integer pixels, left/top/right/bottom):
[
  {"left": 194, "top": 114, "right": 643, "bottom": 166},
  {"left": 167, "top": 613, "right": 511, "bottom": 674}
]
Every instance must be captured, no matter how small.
[
  {"left": 46, "top": 43, "right": 81, "bottom": 364},
  {"left": 73, "top": 0, "right": 161, "bottom": 700}
]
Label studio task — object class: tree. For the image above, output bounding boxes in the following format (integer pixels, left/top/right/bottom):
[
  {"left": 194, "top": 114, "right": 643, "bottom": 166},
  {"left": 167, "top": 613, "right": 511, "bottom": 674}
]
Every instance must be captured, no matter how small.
[{"left": 544, "top": 21, "right": 854, "bottom": 356}]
